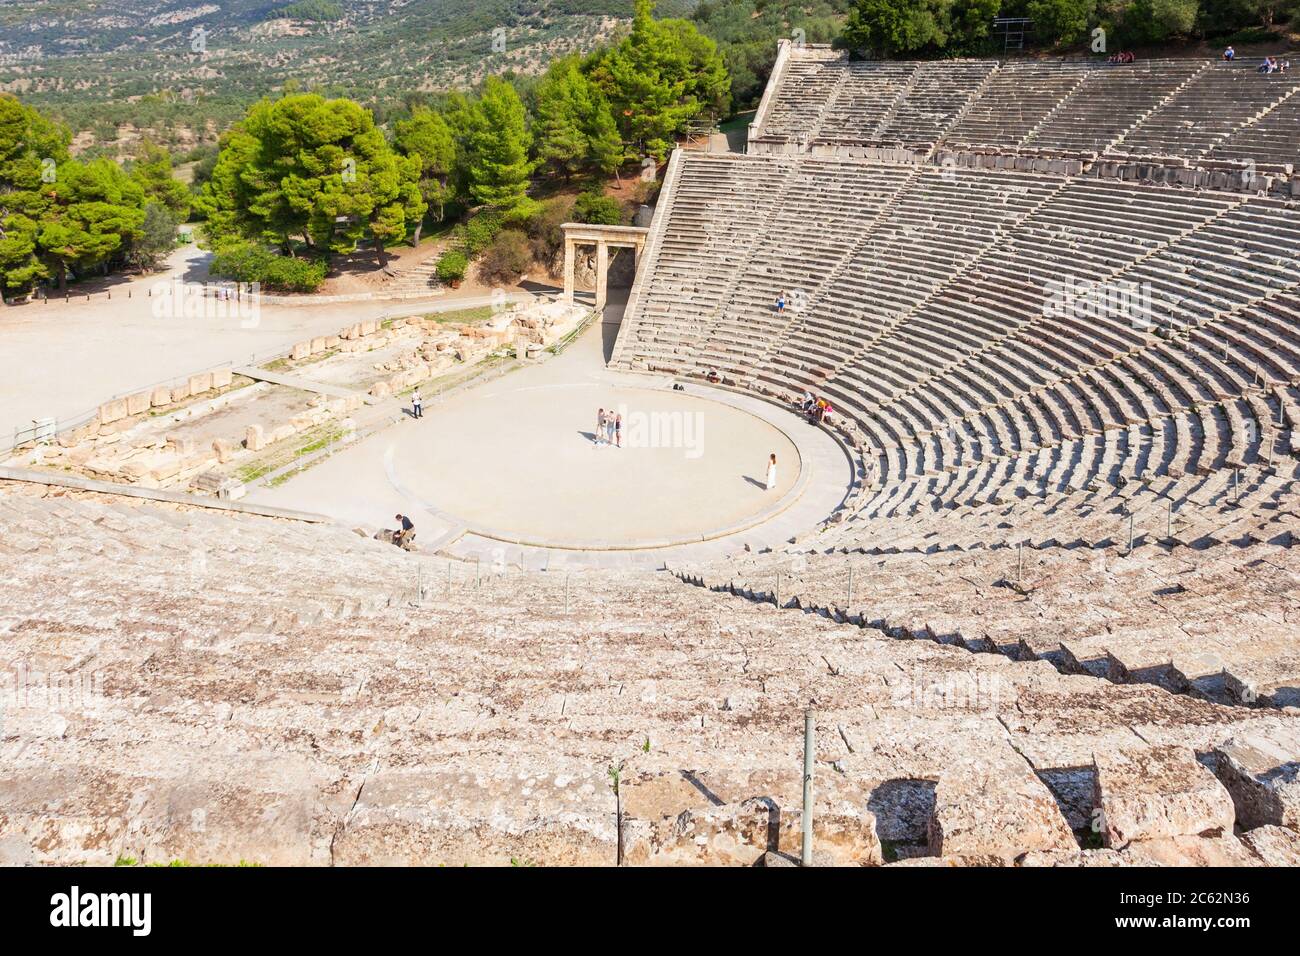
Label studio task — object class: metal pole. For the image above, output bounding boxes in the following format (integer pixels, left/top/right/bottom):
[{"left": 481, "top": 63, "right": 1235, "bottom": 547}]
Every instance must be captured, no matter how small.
[
  {"left": 801, "top": 709, "right": 815, "bottom": 867},
  {"left": 846, "top": 565, "right": 853, "bottom": 610},
  {"left": 1166, "top": 500, "right": 1172, "bottom": 539},
  {"left": 775, "top": 572, "right": 781, "bottom": 608},
  {"left": 564, "top": 573, "right": 570, "bottom": 613},
  {"left": 476, "top": 556, "right": 481, "bottom": 587},
  {"left": 1127, "top": 512, "right": 1134, "bottom": 553},
  {"left": 1017, "top": 542, "right": 1023, "bottom": 583},
  {"left": 1234, "top": 468, "right": 1241, "bottom": 504}
]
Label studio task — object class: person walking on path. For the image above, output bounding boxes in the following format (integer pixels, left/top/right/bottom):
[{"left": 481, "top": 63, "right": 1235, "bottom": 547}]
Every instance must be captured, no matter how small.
[
  {"left": 765, "top": 453, "right": 777, "bottom": 491},
  {"left": 411, "top": 388, "right": 423, "bottom": 419},
  {"left": 614, "top": 412, "right": 622, "bottom": 448},
  {"left": 596, "top": 408, "right": 606, "bottom": 445}
]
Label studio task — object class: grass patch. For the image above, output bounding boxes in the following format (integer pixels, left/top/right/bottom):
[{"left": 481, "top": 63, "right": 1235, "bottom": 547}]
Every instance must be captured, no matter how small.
[
  {"left": 262, "top": 349, "right": 337, "bottom": 374},
  {"left": 264, "top": 422, "right": 351, "bottom": 487},
  {"left": 235, "top": 420, "right": 348, "bottom": 486},
  {"left": 423, "top": 305, "right": 495, "bottom": 325},
  {"left": 294, "top": 423, "right": 348, "bottom": 458}
]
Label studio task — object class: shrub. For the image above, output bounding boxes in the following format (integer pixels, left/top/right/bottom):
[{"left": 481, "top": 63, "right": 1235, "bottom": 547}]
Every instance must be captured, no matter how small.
[
  {"left": 458, "top": 211, "right": 504, "bottom": 256},
  {"left": 1027, "top": 0, "right": 1096, "bottom": 45},
  {"left": 436, "top": 249, "right": 469, "bottom": 284},
  {"left": 209, "top": 242, "right": 327, "bottom": 292},
  {"left": 477, "top": 229, "right": 532, "bottom": 285},
  {"left": 524, "top": 196, "right": 576, "bottom": 276},
  {"left": 572, "top": 191, "right": 624, "bottom": 226}
]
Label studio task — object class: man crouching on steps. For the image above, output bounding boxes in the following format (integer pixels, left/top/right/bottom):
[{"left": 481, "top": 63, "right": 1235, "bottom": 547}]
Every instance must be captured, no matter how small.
[{"left": 394, "top": 513, "right": 416, "bottom": 549}]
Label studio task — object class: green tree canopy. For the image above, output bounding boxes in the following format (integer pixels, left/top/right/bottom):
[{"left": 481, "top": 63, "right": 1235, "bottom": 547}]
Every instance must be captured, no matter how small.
[
  {"left": 0, "top": 95, "right": 73, "bottom": 293},
  {"left": 129, "top": 140, "right": 191, "bottom": 221},
  {"left": 197, "top": 93, "right": 424, "bottom": 265},
  {"left": 533, "top": 56, "right": 626, "bottom": 180},
  {"left": 394, "top": 106, "right": 457, "bottom": 237},
  {"left": 462, "top": 76, "right": 535, "bottom": 217},
  {"left": 36, "top": 157, "right": 147, "bottom": 291},
  {"left": 840, "top": 0, "right": 999, "bottom": 56},
  {"left": 587, "top": 0, "right": 730, "bottom": 161}
]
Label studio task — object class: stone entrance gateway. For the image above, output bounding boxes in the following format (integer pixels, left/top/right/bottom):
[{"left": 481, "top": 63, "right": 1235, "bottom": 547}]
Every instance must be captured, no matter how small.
[{"left": 561, "top": 223, "right": 650, "bottom": 310}]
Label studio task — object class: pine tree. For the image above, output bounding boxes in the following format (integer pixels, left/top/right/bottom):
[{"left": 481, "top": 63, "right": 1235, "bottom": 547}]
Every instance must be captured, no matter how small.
[
  {"left": 586, "top": 0, "right": 729, "bottom": 161},
  {"left": 197, "top": 93, "right": 424, "bottom": 264},
  {"left": 533, "top": 59, "right": 591, "bottom": 180},
  {"left": 0, "top": 95, "right": 72, "bottom": 293},
  {"left": 394, "top": 106, "right": 457, "bottom": 241},
  {"left": 36, "top": 158, "right": 146, "bottom": 291},
  {"left": 584, "top": 84, "right": 626, "bottom": 179},
  {"left": 464, "top": 76, "right": 535, "bottom": 216}
]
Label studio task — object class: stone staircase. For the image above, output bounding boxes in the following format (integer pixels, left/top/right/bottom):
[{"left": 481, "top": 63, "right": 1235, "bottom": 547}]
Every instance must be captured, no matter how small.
[{"left": 379, "top": 258, "right": 444, "bottom": 297}]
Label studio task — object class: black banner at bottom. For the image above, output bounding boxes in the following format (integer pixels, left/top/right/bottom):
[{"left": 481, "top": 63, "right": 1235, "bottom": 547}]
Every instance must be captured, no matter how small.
[{"left": 0, "top": 864, "right": 1281, "bottom": 942}]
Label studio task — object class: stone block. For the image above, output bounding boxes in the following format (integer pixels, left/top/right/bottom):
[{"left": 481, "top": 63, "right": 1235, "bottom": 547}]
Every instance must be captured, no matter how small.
[
  {"left": 84, "top": 457, "right": 122, "bottom": 477},
  {"left": 620, "top": 770, "right": 880, "bottom": 867},
  {"left": 244, "top": 424, "right": 266, "bottom": 452},
  {"left": 325, "top": 336, "right": 341, "bottom": 350},
  {"left": 370, "top": 381, "right": 393, "bottom": 399},
  {"left": 211, "top": 367, "right": 233, "bottom": 389},
  {"left": 291, "top": 342, "right": 310, "bottom": 362},
  {"left": 126, "top": 391, "right": 151, "bottom": 416},
  {"left": 310, "top": 337, "right": 327, "bottom": 354},
  {"left": 1213, "top": 736, "right": 1300, "bottom": 831},
  {"left": 622, "top": 797, "right": 879, "bottom": 867},
  {"left": 928, "top": 759, "right": 1075, "bottom": 860},
  {"left": 328, "top": 768, "right": 613, "bottom": 866},
  {"left": 270, "top": 424, "right": 296, "bottom": 444},
  {"left": 166, "top": 436, "right": 195, "bottom": 457},
  {"left": 149, "top": 457, "right": 181, "bottom": 482},
  {"left": 188, "top": 372, "right": 213, "bottom": 396},
  {"left": 98, "top": 399, "right": 128, "bottom": 425},
  {"left": 1093, "top": 745, "right": 1235, "bottom": 848},
  {"left": 212, "top": 438, "right": 239, "bottom": 464},
  {"left": 170, "top": 382, "right": 191, "bottom": 403},
  {"left": 181, "top": 451, "right": 219, "bottom": 474},
  {"left": 151, "top": 387, "right": 172, "bottom": 408},
  {"left": 1241, "top": 825, "right": 1300, "bottom": 866}
]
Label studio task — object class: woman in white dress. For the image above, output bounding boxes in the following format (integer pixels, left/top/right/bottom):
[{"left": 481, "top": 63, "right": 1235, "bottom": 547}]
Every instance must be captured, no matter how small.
[{"left": 765, "top": 453, "right": 777, "bottom": 491}]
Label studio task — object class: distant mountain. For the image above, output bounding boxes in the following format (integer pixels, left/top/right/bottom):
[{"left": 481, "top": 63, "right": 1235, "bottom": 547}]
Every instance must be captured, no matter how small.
[{"left": 0, "top": 1, "right": 683, "bottom": 153}]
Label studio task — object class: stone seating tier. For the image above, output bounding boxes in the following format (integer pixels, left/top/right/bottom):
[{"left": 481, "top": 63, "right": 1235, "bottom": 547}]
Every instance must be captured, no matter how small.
[{"left": 4, "top": 483, "right": 1300, "bottom": 866}]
